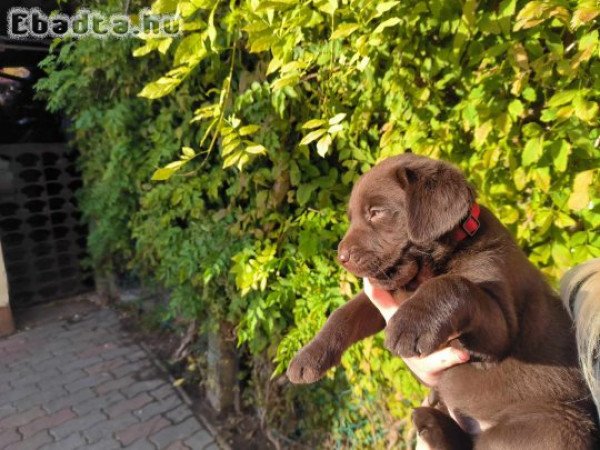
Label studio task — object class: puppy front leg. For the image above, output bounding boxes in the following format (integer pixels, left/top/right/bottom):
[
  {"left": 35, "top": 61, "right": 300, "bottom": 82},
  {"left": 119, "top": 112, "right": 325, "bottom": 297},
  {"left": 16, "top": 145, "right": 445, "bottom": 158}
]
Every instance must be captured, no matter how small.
[
  {"left": 385, "top": 275, "right": 511, "bottom": 360},
  {"left": 413, "top": 407, "right": 473, "bottom": 450},
  {"left": 287, "top": 291, "right": 385, "bottom": 384}
]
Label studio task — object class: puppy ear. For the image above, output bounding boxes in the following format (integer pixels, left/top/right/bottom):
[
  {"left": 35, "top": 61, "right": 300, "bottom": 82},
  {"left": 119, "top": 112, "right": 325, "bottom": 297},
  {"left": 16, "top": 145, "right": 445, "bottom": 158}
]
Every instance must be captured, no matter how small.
[
  {"left": 398, "top": 162, "right": 474, "bottom": 243},
  {"left": 396, "top": 166, "right": 418, "bottom": 191}
]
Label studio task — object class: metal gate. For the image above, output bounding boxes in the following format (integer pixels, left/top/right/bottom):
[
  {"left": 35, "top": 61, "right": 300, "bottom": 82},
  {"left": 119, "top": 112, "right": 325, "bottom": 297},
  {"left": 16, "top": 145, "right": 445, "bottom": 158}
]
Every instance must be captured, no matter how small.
[{"left": 0, "top": 143, "right": 93, "bottom": 308}]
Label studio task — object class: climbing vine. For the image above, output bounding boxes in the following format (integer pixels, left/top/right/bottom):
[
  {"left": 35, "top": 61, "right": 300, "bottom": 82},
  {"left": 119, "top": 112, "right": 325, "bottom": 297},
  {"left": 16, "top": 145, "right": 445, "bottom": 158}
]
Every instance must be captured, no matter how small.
[{"left": 38, "top": 0, "right": 600, "bottom": 447}]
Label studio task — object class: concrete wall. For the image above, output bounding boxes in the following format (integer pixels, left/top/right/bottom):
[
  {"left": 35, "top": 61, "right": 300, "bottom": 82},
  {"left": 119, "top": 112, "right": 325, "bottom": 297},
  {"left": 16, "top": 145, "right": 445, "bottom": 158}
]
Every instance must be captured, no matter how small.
[{"left": 0, "top": 242, "right": 15, "bottom": 336}]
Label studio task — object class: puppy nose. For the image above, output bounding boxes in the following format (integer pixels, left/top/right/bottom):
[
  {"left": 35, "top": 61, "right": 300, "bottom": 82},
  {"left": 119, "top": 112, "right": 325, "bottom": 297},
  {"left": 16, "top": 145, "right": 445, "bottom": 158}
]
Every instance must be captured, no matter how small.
[{"left": 338, "top": 249, "right": 350, "bottom": 263}]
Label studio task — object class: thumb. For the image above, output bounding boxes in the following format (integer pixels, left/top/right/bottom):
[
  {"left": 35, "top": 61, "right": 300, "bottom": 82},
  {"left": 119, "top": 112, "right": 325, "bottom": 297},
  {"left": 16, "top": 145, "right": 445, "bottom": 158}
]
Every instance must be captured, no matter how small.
[
  {"left": 362, "top": 278, "right": 395, "bottom": 305},
  {"left": 427, "top": 346, "right": 470, "bottom": 370},
  {"left": 363, "top": 277, "right": 374, "bottom": 298},
  {"left": 362, "top": 278, "right": 399, "bottom": 322}
]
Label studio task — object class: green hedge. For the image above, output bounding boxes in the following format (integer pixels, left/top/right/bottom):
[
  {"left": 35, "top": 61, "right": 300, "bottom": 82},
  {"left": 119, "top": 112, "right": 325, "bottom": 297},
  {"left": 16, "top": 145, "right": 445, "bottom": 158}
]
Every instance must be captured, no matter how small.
[{"left": 38, "top": 0, "right": 599, "bottom": 447}]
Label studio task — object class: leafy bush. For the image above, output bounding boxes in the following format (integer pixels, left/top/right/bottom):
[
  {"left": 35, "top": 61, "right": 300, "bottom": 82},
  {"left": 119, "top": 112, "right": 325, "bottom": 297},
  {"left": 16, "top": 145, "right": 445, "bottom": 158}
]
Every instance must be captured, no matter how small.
[{"left": 38, "top": 0, "right": 599, "bottom": 447}]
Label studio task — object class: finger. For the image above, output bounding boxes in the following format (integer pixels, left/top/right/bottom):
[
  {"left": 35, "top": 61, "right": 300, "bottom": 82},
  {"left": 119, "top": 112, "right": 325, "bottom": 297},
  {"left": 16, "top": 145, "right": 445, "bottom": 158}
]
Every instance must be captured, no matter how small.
[
  {"left": 403, "top": 347, "right": 469, "bottom": 374},
  {"left": 402, "top": 355, "right": 438, "bottom": 386},
  {"left": 403, "top": 348, "right": 468, "bottom": 387},
  {"left": 369, "top": 285, "right": 397, "bottom": 307},
  {"left": 423, "top": 346, "right": 470, "bottom": 369},
  {"left": 363, "top": 277, "right": 397, "bottom": 305},
  {"left": 415, "top": 434, "right": 432, "bottom": 450},
  {"left": 362, "top": 277, "right": 373, "bottom": 297}
]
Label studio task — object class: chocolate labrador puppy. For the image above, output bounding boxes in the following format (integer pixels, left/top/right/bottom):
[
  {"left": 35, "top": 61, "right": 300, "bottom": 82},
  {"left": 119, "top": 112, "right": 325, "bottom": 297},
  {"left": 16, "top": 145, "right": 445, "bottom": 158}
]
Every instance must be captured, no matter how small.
[{"left": 287, "top": 154, "right": 599, "bottom": 449}]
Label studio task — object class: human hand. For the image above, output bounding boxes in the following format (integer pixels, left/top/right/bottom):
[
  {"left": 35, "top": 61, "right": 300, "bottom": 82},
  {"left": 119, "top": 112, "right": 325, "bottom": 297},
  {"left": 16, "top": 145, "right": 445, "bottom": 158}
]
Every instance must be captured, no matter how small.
[
  {"left": 363, "top": 278, "right": 470, "bottom": 386},
  {"left": 363, "top": 277, "right": 409, "bottom": 322},
  {"left": 402, "top": 345, "right": 470, "bottom": 386}
]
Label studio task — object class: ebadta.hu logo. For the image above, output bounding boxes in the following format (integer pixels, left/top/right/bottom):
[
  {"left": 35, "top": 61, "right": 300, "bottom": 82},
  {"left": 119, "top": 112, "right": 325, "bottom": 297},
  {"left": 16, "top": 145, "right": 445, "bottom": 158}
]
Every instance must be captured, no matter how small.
[{"left": 7, "top": 7, "right": 180, "bottom": 39}]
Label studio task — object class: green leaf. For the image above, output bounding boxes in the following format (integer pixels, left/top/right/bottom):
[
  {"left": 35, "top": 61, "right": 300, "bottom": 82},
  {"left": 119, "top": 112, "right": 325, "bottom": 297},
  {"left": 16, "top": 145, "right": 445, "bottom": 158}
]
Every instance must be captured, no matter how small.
[
  {"left": 271, "top": 74, "right": 298, "bottom": 91},
  {"left": 573, "top": 96, "right": 599, "bottom": 123},
  {"left": 237, "top": 154, "right": 250, "bottom": 170},
  {"left": 222, "top": 130, "right": 240, "bottom": 145},
  {"left": 357, "top": 56, "right": 370, "bottom": 71},
  {"left": 243, "top": 21, "right": 270, "bottom": 33},
  {"left": 255, "top": 0, "right": 298, "bottom": 12},
  {"left": 245, "top": 144, "right": 267, "bottom": 154},
  {"left": 474, "top": 121, "right": 492, "bottom": 144},
  {"left": 552, "top": 242, "right": 572, "bottom": 266},
  {"left": 572, "top": 3, "right": 600, "bottom": 28},
  {"left": 297, "top": 183, "right": 316, "bottom": 205},
  {"left": 498, "top": 0, "right": 517, "bottom": 17},
  {"left": 151, "top": 167, "right": 177, "bottom": 181},
  {"left": 239, "top": 125, "right": 261, "bottom": 136},
  {"left": 158, "top": 38, "right": 173, "bottom": 54},
  {"left": 328, "top": 123, "right": 343, "bottom": 134},
  {"left": 547, "top": 90, "right": 576, "bottom": 108},
  {"left": 375, "top": 1, "right": 400, "bottom": 16},
  {"left": 540, "top": 109, "right": 556, "bottom": 123},
  {"left": 165, "top": 160, "right": 185, "bottom": 169},
  {"left": 138, "top": 76, "right": 182, "bottom": 99},
  {"left": 174, "top": 33, "right": 207, "bottom": 66},
  {"left": 514, "top": 1, "right": 551, "bottom": 30},
  {"left": 182, "top": 146, "right": 195, "bottom": 158},
  {"left": 222, "top": 140, "right": 241, "bottom": 156},
  {"left": 568, "top": 170, "right": 595, "bottom": 210},
  {"left": 508, "top": 99, "right": 524, "bottom": 119},
  {"left": 302, "top": 119, "right": 327, "bottom": 129},
  {"left": 522, "top": 137, "right": 543, "bottom": 166},
  {"left": 318, "top": 0, "right": 338, "bottom": 15},
  {"left": 179, "top": 1, "right": 200, "bottom": 17},
  {"left": 374, "top": 17, "right": 402, "bottom": 34},
  {"left": 331, "top": 23, "right": 360, "bottom": 40},
  {"left": 207, "top": 4, "right": 218, "bottom": 47},
  {"left": 555, "top": 211, "right": 576, "bottom": 228},
  {"left": 551, "top": 140, "right": 571, "bottom": 172},
  {"left": 300, "top": 129, "right": 327, "bottom": 146},
  {"left": 298, "top": 229, "right": 319, "bottom": 258},
  {"left": 522, "top": 87, "right": 536, "bottom": 102},
  {"left": 498, "top": 205, "right": 520, "bottom": 224},
  {"left": 534, "top": 209, "right": 554, "bottom": 234},
  {"left": 223, "top": 152, "right": 241, "bottom": 168},
  {"left": 192, "top": 104, "right": 219, "bottom": 122},
  {"left": 180, "top": 18, "right": 206, "bottom": 31},
  {"left": 532, "top": 167, "right": 551, "bottom": 192},
  {"left": 316, "top": 134, "right": 332, "bottom": 157},
  {"left": 250, "top": 33, "right": 277, "bottom": 53},
  {"left": 133, "top": 41, "right": 159, "bottom": 57},
  {"left": 289, "top": 161, "right": 301, "bottom": 186},
  {"left": 513, "top": 167, "right": 528, "bottom": 190},
  {"left": 267, "top": 57, "right": 283, "bottom": 75},
  {"left": 328, "top": 113, "right": 347, "bottom": 125},
  {"left": 152, "top": 0, "right": 178, "bottom": 14}
]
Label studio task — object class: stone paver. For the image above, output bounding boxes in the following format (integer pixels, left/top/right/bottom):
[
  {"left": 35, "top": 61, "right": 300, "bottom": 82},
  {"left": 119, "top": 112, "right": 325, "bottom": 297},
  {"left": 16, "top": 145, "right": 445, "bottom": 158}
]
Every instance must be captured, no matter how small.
[
  {"left": 149, "top": 417, "right": 204, "bottom": 449},
  {"left": 0, "top": 307, "right": 219, "bottom": 449}
]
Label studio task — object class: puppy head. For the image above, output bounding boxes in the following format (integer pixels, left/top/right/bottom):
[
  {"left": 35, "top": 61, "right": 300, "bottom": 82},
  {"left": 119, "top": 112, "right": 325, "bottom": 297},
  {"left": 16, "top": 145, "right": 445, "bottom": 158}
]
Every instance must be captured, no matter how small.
[{"left": 337, "top": 153, "right": 474, "bottom": 289}]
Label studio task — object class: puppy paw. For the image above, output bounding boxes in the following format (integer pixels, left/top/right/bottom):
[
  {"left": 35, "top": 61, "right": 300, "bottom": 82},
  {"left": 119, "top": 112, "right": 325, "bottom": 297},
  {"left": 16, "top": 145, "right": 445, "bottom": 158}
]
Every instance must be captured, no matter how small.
[
  {"left": 412, "top": 407, "right": 472, "bottom": 450},
  {"left": 412, "top": 407, "right": 464, "bottom": 450},
  {"left": 287, "top": 342, "right": 338, "bottom": 384},
  {"left": 413, "top": 407, "right": 446, "bottom": 444},
  {"left": 385, "top": 309, "right": 444, "bottom": 357}
]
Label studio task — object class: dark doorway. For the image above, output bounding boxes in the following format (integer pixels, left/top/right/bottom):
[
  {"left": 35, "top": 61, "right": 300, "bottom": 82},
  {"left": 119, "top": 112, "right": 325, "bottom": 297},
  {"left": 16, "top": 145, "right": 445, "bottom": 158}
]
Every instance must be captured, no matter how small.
[
  {"left": 0, "top": 6, "right": 93, "bottom": 308},
  {"left": 0, "top": 143, "right": 93, "bottom": 308}
]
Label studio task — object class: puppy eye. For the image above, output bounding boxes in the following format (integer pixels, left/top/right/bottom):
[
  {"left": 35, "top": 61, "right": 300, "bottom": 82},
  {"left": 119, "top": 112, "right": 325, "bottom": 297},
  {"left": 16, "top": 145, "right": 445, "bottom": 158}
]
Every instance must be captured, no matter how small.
[{"left": 368, "top": 208, "right": 385, "bottom": 221}]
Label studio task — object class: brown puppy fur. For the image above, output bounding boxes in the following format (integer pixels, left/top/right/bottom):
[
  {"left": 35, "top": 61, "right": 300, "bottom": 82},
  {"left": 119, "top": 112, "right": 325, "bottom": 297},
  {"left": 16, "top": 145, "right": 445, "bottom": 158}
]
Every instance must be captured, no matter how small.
[{"left": 287, "top": 154, "right": 598, "bottom": 449}]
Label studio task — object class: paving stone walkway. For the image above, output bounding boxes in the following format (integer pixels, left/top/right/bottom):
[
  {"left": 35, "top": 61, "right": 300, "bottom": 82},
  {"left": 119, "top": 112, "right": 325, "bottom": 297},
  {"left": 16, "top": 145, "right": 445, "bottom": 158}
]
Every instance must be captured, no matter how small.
[{"left": 0, "top": 307, "right": 219, "bottom": 450}]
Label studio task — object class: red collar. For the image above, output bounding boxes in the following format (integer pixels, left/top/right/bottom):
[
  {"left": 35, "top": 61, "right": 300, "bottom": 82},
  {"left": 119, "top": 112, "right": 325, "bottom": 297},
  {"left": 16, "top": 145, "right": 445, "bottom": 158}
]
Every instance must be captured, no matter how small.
[{"left": 453, "top": 203, "right": 481, "bottom": 241}]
